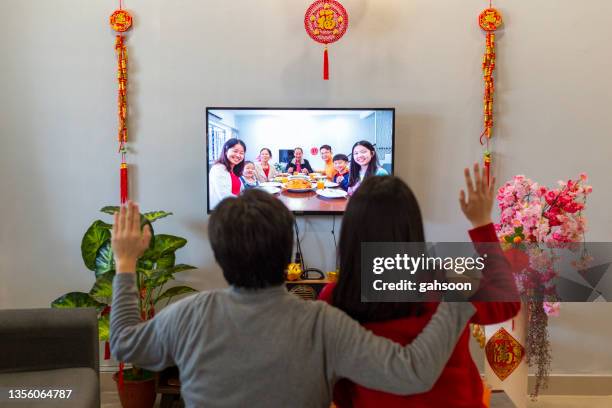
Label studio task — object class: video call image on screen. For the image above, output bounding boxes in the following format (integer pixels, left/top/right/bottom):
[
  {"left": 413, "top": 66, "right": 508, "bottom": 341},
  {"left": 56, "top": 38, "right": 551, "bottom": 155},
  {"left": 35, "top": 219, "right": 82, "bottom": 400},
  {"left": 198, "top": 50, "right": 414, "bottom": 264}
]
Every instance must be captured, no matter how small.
[{"left": 206, "top": 108, "right": 395, "bottom": 214}]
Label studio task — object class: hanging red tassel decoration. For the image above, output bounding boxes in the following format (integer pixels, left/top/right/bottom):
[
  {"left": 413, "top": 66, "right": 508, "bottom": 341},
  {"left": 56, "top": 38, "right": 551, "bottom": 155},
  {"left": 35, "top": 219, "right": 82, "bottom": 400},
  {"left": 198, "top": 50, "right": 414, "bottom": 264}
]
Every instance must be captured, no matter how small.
[
  {"left": 305, "top": 1, "right": 348, "bottom": 80},
  {"left": 118, "top": 361, "right": 125, "bottom": 391},
  {"left": 484, "top": 150, "right": 491, "bottom": 185},
  {"left": 478, "top": 4, "right": 502, "bottom": 182},
  {"left": 111, "top": 2, "right": 132, "bottom": 204},
  {"left": 100, "top": 305, "right": 112, "bottom": 360},
  {"left": 120, "top": 161, "right": 128, "bottom": 204},
  {"left": 110, "top": 3, "right": 133, "bottom": 388},
  {"left": 323, "top": 46, "right": 329, "bottom": 80}
]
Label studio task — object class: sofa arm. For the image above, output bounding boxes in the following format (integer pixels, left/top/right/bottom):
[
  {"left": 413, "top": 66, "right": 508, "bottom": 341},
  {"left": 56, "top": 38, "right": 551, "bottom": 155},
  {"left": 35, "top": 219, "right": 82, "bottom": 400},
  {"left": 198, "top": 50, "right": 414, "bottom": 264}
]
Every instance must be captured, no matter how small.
[{"left": 0, "top": 308, "right": 99, "bottom": 374}]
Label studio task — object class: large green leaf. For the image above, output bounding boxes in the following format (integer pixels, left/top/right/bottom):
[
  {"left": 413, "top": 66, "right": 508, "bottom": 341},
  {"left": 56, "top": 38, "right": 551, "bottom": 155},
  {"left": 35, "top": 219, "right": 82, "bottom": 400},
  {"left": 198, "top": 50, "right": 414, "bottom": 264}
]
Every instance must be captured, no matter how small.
[
  {"left": 143, "top": 234, "right": 187, "bottom": 262},
  {"left": 95, "top": 241, "right": 115, "bottom": 277},
  {"left": 138, "top": 258, "right": 154, "bottom": 271},
  {"left": 143, "top": 211, "right": 173, "bottom": 223},
  {"left": 89, "top": 271, "right": 115, "bottom": 304},
  {"left": 81, "top": 220, "right": 112, "bottom": 271},
  {"left": 100, "top": 206, "right": 158, "bottom": 228},
  {"left": 144, "top": 264, "right": 196, "bottom": 288},
  {"left": 51, "top": 292, "right": 105, "bottom": 312},
  {"left": 155, "top": 286, "right": 198, "bottom": 304},
  {"left": 100, "top": 206, "right": 119, "bottom": 216},
  {"left": 156, "top": 253, "right": 175, "bottom": 270},
  {"left": 98, "top": 315, "right": 110, "bottom": 342}
]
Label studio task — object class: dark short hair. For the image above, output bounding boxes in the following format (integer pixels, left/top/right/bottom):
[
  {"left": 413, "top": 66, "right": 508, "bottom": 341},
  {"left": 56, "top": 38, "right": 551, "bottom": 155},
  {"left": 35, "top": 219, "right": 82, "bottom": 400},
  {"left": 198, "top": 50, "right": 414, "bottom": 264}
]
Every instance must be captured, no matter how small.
[
  {"left": 333, "top": 154, "right": 349, "bottom": 162},
  {"left": 320, "top": 144, "right": 332, "bottom": 152},
  {"left": 332, "top": 176, "right": 426, "bottom": 322},
  {"left": 209, "top": 190, "right": 294, "bottom": 288},
  {"left": 260, "top": 148, "right": 272, "bottom": 157},
  {"left": 294, "top": 147, "right": 303, "bottom": 153}
]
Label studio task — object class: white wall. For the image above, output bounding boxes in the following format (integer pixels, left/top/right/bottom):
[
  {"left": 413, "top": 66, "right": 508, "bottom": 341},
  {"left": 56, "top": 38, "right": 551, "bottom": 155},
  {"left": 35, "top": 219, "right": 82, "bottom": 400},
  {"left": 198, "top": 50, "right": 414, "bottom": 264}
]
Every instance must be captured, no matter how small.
[{"left": 0, "top": 0, "right": 610, "bottom": 375}]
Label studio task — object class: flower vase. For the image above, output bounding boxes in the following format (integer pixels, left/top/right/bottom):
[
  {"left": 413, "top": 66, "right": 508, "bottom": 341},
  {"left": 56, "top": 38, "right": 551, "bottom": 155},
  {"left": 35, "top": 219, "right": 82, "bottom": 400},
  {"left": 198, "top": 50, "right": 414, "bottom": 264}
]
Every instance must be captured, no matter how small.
[{"left": 484, "top": 303, "right": 528, "bottom": 408}]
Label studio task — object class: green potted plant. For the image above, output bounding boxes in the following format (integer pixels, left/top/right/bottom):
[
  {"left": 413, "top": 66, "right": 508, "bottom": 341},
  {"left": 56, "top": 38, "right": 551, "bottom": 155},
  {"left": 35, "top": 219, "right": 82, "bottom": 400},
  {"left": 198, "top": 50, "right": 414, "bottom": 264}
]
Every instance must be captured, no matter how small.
[{"left": 52, "top": 206, "right": 197, "bottom": 408}]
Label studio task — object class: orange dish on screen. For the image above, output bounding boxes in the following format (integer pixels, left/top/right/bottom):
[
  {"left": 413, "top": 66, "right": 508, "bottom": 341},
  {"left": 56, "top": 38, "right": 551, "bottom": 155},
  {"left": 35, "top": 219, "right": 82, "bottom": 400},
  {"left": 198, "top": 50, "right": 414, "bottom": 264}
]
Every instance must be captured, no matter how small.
[{"left": 285, "top": 179, "right": 313, "bottom": 190}]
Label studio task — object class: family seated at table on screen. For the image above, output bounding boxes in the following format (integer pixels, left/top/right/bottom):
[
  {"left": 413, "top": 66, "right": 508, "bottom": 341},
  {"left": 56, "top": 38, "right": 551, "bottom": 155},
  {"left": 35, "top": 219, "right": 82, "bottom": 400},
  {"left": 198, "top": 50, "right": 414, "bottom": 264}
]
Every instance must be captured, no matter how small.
[{"left": 208, "top": 139, "right": 388, "bottom": 208}]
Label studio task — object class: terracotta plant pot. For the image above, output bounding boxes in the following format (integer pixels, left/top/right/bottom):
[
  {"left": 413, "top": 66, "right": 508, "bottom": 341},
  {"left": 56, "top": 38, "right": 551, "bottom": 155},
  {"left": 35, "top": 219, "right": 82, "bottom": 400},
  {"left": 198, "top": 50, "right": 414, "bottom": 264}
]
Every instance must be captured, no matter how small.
[{"left": 113, "top": 371, "right": 157, "bottom": 408}]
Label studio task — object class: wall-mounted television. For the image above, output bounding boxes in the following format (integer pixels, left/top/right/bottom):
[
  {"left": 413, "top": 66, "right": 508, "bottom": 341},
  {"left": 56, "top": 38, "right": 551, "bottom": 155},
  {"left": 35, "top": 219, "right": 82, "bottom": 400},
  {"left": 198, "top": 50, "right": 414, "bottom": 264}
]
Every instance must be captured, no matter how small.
[{"left": 206, "top": 107, "right": 395, "bottom": 215}]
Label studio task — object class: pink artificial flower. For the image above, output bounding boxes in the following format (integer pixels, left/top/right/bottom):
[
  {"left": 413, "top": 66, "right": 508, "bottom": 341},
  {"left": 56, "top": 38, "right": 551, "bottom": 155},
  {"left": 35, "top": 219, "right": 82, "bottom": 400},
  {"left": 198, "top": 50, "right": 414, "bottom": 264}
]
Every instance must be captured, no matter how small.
[
  {"left": 552, "top": 231, "right": 571, "bottom": 242},
  {"left": 557, "top": 194, "right": 572, "bottom": 207},
  {"left": 536, "top": 186, "right": 548, "bottom": 197},
  {"left": 543, "top": 302, "right": 561, "bottom": 317},
  {"left": 545, "top": 208, "right": 562, "bottom": 226},
  {"left": 564, "top": 202, "right": 583, "bottom": 214},
  {"left": 545, "top": 190, "right": 558, "bottom": 205}
]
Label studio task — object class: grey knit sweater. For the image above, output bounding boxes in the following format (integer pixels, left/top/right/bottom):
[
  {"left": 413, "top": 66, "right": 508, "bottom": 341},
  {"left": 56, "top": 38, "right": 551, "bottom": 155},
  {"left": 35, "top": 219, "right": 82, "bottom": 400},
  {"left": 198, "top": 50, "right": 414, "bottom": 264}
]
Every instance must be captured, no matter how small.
[{"left": 111, "top": 274, "right": 475, "bottom": 408}]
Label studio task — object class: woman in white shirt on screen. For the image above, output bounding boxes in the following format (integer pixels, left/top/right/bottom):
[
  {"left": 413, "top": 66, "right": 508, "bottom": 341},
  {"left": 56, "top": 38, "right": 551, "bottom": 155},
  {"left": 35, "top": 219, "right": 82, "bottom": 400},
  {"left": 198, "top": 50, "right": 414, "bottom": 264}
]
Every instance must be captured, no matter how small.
[
  {"left": 347, "top": 140, "right": 388, "bottom": 196},
  {"left": 209, "top": 138, "right": 246, "bottom": 209},
  {"left": 254, "top": 148, "right": 279, "bottom": 182}
]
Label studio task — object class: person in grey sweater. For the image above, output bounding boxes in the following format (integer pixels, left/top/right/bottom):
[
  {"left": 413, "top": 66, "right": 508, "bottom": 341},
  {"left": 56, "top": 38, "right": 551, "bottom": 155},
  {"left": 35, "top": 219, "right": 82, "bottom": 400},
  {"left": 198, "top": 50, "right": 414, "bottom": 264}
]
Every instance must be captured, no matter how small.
[{"left": 110, "top": 196, "right": 476, "bottom": 408}]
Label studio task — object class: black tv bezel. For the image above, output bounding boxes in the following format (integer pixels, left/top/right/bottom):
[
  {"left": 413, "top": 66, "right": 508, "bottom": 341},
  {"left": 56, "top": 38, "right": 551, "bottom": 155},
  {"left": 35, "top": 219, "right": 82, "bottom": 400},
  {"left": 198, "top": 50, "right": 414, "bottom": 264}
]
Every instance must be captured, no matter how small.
[{"left": 205, "top": 107, "right": 396, "bottom": 216}]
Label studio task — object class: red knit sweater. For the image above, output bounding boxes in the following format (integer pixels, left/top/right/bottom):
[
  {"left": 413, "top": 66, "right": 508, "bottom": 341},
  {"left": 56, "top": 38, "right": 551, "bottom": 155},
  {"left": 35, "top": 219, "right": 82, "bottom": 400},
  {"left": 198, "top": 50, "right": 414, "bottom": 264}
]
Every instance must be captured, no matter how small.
[{"left": 319, "top": 223, "right": 521, "bottom": 408}]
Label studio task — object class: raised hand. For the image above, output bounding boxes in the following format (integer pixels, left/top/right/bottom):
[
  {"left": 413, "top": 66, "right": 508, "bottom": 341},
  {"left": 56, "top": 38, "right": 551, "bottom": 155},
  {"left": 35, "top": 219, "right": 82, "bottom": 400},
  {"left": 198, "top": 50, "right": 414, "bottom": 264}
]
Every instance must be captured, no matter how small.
[
  {"left": 111, "top": 201, "right": 152, "bottom": 273},
  {"left": 459, "top": 163, "right": 496, "bottom": 228}
]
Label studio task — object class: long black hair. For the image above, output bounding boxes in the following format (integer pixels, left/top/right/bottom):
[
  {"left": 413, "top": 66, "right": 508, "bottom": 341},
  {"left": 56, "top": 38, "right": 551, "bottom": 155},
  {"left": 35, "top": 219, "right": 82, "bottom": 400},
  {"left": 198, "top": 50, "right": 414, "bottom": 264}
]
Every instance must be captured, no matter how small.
[
  {"left": 216, "top": 138, "right": 246, "bottom": 176},
  {"left": 332, "top": 175, "right": 426, "bottom": 322},
  {"left": 348, "top": 140, "right": 381, "bottom": 188}
]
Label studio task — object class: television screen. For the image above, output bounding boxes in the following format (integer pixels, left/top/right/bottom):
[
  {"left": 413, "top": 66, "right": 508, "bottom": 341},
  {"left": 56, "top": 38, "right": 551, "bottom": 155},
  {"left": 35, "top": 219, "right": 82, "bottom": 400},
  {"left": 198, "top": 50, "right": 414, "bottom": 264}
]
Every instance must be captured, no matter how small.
[{"left": 206, "top": 108, "right": 395, "bottom": 214}]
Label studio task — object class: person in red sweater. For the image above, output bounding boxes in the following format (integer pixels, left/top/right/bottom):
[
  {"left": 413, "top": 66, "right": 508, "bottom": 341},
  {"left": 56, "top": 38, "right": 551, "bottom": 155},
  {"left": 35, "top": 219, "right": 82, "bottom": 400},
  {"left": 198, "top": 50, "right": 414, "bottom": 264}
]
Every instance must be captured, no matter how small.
[{"left": 319, "top": 164, "right": 521, "bottom": 408}]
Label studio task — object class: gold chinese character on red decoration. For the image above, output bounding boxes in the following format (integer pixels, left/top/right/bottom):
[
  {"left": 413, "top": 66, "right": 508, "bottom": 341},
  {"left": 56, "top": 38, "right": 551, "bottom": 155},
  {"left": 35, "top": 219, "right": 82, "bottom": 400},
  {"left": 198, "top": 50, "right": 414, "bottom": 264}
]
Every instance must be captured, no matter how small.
[
  {"left": 305, "top": 1, "right": 348, "bottom": 45},
  {"left": 479, "top": 8, "right": 503, "bottom": 32},
  {"left": 110, "top": 9, "right": 133, "bottom": 32},
  {"left": 318, "top": 8, "right": 337, "bottom": 30},
  {"left": 485, "top": 328, "right": 524, "bottom": 381}
]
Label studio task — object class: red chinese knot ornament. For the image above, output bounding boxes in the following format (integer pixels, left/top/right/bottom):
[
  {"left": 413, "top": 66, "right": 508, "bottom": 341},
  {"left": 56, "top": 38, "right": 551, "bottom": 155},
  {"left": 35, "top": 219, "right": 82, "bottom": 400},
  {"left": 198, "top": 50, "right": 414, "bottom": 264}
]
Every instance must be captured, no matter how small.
[
  {"left": 479, "top": 7, "right": 503, "bottom": 31},
  {"left": 304, "top": 1, "right": 349, "bottom": 80},
  {"left": 485, "top": 327, "right": 524, "bottom": 381},
  {"left": 110, "top": 9, "right": 133, "bottom": 32}
]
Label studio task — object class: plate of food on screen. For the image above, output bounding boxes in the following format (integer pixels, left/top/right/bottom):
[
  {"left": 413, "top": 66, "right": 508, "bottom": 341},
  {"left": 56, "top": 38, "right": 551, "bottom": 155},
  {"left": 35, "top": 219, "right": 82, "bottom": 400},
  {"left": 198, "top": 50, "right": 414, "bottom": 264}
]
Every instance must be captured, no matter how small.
[
  {"left": 324, "top": 180, "right": 339, "bottom": 188},
  {"left": 256, "top": 185, "right": 281, "bottom": 194},
  {"left": 260, "top": 181, "right": 283, "bottom": 188},
  {"left": 316, "top": 188, "right": 348, "bottom": 199},
  {"left": 284, "top": 178, "right": 316, "bottom": 192}
]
